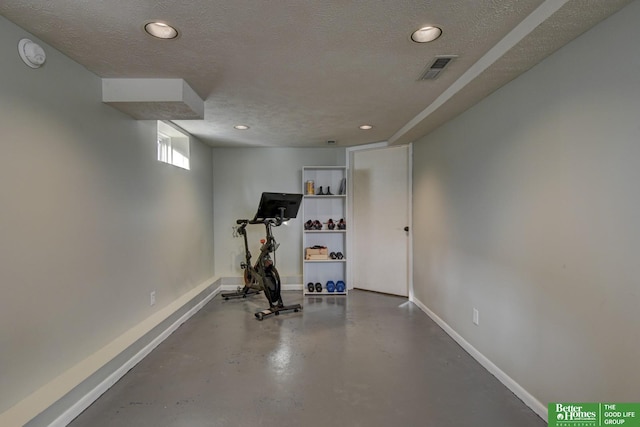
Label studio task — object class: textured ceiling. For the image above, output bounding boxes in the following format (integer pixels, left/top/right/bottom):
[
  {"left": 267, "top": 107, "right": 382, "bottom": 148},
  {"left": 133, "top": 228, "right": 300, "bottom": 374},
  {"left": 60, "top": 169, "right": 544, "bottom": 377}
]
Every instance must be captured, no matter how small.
[{"left": 0, "top": 0, "right": 633, "bottom": 147}]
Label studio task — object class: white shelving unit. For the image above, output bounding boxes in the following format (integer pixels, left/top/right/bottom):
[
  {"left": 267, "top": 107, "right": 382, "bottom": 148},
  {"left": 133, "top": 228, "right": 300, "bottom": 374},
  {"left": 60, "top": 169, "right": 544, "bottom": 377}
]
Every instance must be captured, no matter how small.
[{"left": 302, "top": 166, "right": 348, "bottom": 295}]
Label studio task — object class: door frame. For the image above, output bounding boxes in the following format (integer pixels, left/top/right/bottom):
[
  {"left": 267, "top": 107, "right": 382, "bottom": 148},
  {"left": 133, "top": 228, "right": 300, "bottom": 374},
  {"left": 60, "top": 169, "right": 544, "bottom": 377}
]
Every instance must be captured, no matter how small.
[{"left": 346, "top": 142, "right": 413, "bottom": 299}]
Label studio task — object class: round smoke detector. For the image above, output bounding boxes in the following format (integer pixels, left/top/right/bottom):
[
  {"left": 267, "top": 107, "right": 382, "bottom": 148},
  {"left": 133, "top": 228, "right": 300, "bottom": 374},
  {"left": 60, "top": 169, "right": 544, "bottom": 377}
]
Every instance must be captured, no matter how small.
[{"left": 18, "top": 38, "right": 46, "bottom": 68}]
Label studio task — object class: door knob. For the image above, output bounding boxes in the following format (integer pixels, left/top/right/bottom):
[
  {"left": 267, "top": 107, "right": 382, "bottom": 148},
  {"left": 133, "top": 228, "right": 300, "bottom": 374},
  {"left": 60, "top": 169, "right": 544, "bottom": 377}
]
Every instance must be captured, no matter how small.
[{"left": 404, "top": 226, "right": 409, "bottom": 232}]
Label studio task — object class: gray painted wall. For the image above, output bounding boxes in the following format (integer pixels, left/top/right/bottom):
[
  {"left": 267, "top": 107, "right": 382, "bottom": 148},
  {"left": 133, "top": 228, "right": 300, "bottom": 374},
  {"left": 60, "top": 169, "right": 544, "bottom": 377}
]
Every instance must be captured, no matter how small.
[
  {"left": 212, "top": 147, "right": 345, "bottom": 280},
  {"left": 412, "top": 1, "right": 640, "bottom": 404},
  {"left": 0, "top": 16, "right": 214, "bottom": 416}
]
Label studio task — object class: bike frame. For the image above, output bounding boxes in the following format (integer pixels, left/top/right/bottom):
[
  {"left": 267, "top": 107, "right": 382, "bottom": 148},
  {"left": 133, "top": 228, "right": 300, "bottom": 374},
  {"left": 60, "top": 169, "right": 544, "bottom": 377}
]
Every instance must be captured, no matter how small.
[{"left": 237, "top": 217, "right": 284, "bottom": 309}]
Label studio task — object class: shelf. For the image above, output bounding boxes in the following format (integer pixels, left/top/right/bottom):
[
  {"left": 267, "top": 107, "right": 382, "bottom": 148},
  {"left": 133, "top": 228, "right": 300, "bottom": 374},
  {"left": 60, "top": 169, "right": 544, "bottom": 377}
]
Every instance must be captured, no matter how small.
[
  {"left": 304, "top": 292, "right": 347, "bottom": 296},
  {"left": 302, "top": 165, "right": 348, "bottom": 297},
  {"left": 303, "top": 166, "right": 345, "bottom": 170}
]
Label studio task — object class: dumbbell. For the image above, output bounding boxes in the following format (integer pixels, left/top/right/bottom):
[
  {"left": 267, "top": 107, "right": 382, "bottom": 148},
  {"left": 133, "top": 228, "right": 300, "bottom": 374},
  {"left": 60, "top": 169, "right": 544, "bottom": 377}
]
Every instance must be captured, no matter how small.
[
  {"left": 336, "top": 280, "right": 346, "bottom": 293},
  {"left": 326, "top": 280, "right": 336, "bottom": 293}
]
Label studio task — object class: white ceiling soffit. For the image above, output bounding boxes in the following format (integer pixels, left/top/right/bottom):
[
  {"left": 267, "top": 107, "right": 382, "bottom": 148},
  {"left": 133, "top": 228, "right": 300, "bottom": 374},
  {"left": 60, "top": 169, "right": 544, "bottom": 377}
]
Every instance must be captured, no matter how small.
[{"left": 102, "top": 78, "right": 204, "bottom": 120}]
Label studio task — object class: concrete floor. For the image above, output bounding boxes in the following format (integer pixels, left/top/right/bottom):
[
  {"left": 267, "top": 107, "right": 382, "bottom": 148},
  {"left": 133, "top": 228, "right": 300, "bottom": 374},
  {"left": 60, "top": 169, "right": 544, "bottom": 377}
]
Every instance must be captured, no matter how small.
[{"left": 69, "top": 290, "right": 545, "bottom": 427}]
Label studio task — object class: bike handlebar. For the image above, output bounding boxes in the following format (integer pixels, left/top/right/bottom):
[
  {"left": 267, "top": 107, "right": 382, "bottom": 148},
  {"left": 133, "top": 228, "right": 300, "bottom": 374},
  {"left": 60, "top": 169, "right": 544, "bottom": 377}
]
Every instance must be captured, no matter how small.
[{"left": 236, "top": 217, "right": 289, "bottom": 226}]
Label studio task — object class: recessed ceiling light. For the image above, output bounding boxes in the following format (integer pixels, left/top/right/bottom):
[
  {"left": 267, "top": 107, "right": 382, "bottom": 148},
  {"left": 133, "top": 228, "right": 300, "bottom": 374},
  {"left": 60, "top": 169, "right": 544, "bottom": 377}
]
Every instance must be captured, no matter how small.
[
  {"left": 359, "top": 125, "right": 373, "bottom": 130},
  {"left": 144, "top": 21, "right": 179, "bottom": 39},
  {"left": 411, "top": 26, "right": 442, "bottom": 43},
  {"left": 234, "top": 125, "right": 250, "bottom": 130}
]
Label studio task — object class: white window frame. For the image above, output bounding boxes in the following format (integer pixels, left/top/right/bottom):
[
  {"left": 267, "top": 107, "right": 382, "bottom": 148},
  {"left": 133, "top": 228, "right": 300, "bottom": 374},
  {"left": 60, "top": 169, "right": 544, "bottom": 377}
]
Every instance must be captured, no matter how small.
[{"left": 157, "top": 121, "right": 190, "bottom": 170}]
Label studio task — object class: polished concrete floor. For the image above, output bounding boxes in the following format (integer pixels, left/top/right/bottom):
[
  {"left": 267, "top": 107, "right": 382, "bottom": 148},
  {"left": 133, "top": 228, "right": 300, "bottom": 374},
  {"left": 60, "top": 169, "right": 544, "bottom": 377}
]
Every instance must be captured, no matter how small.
[{"left": 69, "top": 290, "right": 545, "bottom": 427}]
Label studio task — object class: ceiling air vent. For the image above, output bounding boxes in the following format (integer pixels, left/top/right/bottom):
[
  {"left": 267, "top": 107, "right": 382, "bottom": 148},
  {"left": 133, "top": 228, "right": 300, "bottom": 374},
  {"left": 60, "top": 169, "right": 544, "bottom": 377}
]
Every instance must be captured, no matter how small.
[{"left": 419, "top": 55, "right": 457, "bottom": 80}]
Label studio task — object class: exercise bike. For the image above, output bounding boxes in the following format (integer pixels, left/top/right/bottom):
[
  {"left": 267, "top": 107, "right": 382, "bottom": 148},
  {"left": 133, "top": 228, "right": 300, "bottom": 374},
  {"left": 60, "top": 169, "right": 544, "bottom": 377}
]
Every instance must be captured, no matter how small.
[{"left": 229, "top": 192, "right": 303, "bottom": 320}]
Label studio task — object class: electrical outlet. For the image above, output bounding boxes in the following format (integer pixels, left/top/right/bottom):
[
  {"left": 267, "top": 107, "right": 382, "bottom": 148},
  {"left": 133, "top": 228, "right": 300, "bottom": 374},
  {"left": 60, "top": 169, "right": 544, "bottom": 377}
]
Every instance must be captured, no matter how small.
[
  {"left": 473, "top": 308, "right": 479, "bottom": 326},
  {"left": 150, "top": 291, "right": 156, "bottom": 307}
]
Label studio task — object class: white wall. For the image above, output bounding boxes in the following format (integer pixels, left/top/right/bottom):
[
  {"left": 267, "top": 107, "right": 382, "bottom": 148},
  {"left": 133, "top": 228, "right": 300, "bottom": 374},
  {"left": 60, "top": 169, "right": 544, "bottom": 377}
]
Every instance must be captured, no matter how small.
[
  {"left": 0, "top": 16, "right": 214, "bottom": 425},
  {"left": 212, "top": 147, "right": 345, "bottom": 281},
  {"left": 412, "top": 0, "right": 640, "bottom": 409}
]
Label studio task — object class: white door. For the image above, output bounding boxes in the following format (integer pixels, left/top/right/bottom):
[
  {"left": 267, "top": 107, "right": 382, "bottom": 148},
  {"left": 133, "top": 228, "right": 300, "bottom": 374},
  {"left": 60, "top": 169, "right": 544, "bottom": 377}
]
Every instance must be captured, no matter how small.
[{"left": 352, "top": 145, "right": 410, "bottom": 296}]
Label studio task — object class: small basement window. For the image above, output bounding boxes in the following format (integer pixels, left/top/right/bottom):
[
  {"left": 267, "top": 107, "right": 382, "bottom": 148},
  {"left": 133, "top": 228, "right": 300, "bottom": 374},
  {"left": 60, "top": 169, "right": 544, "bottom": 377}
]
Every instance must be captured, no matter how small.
[{"left": 157, "top": 121, "right": 190, "bottom": 170}]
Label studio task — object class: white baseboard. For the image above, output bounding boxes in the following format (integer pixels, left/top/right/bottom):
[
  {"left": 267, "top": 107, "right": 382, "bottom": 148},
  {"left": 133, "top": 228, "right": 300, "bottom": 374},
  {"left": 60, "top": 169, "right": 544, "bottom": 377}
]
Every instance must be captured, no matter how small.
[
  {"left": 410, "top": 296, "right": 548, "bottom": 422},
  {"left": 52, "top": 276, "right": 302, "bottom": 427},
  {"left": 46, "top": 279, "right": 221, "bottom": 427}
]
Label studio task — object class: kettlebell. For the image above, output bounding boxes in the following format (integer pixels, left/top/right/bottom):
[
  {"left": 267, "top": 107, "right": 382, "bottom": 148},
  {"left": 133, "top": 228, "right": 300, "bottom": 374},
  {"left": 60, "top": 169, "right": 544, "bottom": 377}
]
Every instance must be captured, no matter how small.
[
  {"left": 307, "top": 282, "right": 315, "bottom": 292},
  {"left": 336, "top": 280, "right": 346, "bottom": 293},
  {"left": 326, "top": 280, "right": 336, "bottom": 293},
  {"left": 315, "top": 282, "right": 323, "bottom": 293}
]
